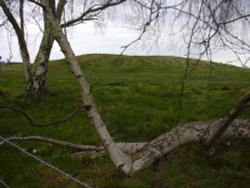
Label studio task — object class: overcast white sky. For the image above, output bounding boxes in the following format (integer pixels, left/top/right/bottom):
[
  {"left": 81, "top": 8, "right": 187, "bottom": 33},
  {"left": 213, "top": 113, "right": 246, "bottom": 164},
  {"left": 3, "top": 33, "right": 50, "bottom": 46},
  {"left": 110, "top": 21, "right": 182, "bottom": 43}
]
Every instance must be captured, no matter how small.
[{"left": 0, "top": 20, "right": 242, "bottom": 67}]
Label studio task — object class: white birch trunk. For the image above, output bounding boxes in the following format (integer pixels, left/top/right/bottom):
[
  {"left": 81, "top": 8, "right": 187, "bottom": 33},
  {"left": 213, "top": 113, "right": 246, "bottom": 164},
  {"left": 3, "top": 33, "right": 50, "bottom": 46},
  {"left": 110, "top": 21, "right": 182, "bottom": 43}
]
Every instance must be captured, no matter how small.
[
  {"left": 44, "top": 0, "right": 132, "bottom": 173},
  {"left": 26, "top": 1, "right": 55, "bottom": 98},
  {"left": 43, "top": 0, "right": 250, "bottom": 175},
  {"left": 125, "top": 119, "right": 250, "bottom": 174}
]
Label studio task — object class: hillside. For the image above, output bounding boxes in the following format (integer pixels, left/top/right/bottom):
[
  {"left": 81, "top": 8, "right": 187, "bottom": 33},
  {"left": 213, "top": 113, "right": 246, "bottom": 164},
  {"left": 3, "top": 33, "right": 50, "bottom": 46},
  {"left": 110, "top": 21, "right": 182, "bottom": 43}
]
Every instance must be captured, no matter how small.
[{"left": 0, "top": 54, "right": 250, "bottom": 187}]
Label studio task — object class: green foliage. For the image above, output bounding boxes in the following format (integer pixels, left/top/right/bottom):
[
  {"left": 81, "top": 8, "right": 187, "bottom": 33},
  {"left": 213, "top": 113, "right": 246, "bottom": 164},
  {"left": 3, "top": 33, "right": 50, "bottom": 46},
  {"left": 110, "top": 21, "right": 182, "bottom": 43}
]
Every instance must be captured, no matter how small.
[{"left": 0, "top": 54, "right": 250, "bottom": 187}]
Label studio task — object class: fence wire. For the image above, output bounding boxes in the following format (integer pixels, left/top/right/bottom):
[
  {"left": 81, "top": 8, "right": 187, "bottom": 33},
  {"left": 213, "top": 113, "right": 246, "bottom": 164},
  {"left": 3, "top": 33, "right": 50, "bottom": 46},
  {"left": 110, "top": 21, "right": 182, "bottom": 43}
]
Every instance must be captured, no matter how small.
[
  {"left": 0, "top": 180, "right": 10, "bottom": 188},
  {"left": 0, "top": 137, "right": 92, "bottom": 188}
]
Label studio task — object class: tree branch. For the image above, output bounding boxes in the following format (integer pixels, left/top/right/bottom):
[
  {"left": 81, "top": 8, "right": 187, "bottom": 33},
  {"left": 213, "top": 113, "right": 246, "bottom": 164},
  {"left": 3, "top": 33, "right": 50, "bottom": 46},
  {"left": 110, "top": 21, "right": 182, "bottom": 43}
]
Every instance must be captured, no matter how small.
[
  {"left": 43, "top": 0, "right": 250, "bottom": 175},
  {"left": 56, "top": 0, "right": 66, "bottom": 20},
  {"left": 0, "top": 18, "right": 7, "bottom": 26},
  {"left": 27, "top": 0, "right": 46, "bottom": 9},
  {"left": 1, "top": 118, "right": 249, "bottom": 175},
  {"left": 124, "top": 118, "right": 250, "bottom": 174},
  {"left": 0, "top": 0, "right": 31, "bottom": 82},
  {"left": 201, "top": 91, "right": 250, "bottom": 148},
  {"left": 114, "top": 0, "right": 161, "bottom": 63},
  {"left": 61, "top": 0, "right": 126, "bottom": 28},
  {"left": 0, "top": 135, "right": 103, "bottom": 152},
  {"left": 0, "top": 105, "right": 85, "bottom": 127}
]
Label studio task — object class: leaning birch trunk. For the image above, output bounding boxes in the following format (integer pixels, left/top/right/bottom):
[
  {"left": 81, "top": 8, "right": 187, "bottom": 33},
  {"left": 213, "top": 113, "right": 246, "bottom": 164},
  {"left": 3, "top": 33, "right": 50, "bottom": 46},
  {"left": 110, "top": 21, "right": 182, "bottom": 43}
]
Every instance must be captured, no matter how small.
[
  {"left": 43, "top": 0, "right": 250, "bottom": 175},
  {"left": 44, "top": 0, "right": 132, "bottom": 174}
]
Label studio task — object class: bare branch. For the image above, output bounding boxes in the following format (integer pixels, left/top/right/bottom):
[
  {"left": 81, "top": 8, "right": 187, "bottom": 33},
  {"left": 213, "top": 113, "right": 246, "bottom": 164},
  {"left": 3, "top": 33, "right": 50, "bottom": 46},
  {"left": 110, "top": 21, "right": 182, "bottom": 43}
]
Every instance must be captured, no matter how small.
[
  {"left": 0, "top": 136, "right": 103, "bottom": 151},
  {"left": 0, "top": 136, "right": 149, "bottom": 154},
  {"left": 0, "top": 18, "right": 7, "bottom": 26},
  {"left": 0, "top": 0, "right": 31, "bottom": 81},
  {"left": 27, "top": 0, "right": 45, "bottom": 9},
  {"left": 0, "top": 105, "right": 85, "bottom": 127},
  {"left": 115, "top": 0, "right": 162, "bottom": 63},
  {"left": 2, "top": 117, "right": 250, "bottom": 176},
  {"left": 61, "top": 0, "right": 126, "bottom": 28},
  {"left": 19, "top": 0, "right": 24, "bottom": 33},
  {"left": 56, "top": 0, "right": 66, "bottom": 20},
  {"left": 202, "top": 90, "right": 250, "bottom": 148},
  {"left": 37, "top": 0, "right": 250, "bottom": 175}
]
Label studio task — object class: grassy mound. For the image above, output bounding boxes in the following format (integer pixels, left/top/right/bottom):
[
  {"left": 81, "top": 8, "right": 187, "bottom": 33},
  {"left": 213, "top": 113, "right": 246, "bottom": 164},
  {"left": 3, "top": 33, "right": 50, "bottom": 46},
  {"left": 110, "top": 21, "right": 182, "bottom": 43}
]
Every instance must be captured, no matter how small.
[{"left": 0, "top": 54, "right": 250, "bottom": 187}]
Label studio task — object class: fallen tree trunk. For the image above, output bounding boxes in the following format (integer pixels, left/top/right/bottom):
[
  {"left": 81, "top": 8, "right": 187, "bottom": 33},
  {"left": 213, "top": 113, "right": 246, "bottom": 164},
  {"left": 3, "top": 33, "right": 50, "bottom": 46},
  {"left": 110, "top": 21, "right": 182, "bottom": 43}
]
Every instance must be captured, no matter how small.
[
  {"left": 2, "top": 118, "right": 249, "bottom": 174},
  {"left": 43, "top": 0, "right": 250, "bottom": 175},
  {"left": 45, "top": 1, "right": 131, "bottom": 173},
  {"left": 201, "top": 91, "right": 250, "bottom": 149},
  {"left": 122, "top": 119, "right": 250, "bottom": 174}
]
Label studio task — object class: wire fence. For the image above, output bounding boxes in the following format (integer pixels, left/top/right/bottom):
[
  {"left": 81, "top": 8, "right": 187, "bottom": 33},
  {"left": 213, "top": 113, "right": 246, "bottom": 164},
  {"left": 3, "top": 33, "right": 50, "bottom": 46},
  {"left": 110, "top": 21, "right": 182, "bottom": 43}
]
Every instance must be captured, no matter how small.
[
  {"left": 0, "top": 180, "right": 10, "bottom": 188},
  {"left": 0, "top": 137, "right": 92, "bottom": 188}
]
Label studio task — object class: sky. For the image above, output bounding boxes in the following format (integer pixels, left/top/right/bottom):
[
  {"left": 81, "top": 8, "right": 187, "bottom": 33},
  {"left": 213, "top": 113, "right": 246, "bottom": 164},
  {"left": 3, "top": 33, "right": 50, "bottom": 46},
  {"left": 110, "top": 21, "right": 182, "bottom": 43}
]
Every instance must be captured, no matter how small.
[{"left": 0, "top": 20, "right": 243, "bottom": 67}]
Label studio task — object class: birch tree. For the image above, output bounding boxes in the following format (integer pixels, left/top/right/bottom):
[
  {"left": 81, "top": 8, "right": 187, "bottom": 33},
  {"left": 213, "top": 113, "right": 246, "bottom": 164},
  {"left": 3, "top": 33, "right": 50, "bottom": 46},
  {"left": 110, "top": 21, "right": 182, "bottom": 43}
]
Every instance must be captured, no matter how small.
[
  {"left": 0, "top": 0, "right": 56, "bottom": 98},
  {"left": 39, "top": 0, "right": 250, "bottom": 174},
  {"left": 0, "top": 0, "right": 127, "bottom": 98},
  {"left": 1, "top": 0, "right": 250, "bottom": 177}
]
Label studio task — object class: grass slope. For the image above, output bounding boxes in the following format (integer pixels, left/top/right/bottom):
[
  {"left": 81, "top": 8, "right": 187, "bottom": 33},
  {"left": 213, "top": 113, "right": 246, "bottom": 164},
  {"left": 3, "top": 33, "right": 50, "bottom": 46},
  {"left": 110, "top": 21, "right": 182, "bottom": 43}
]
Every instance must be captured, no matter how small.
[{"left": 0, "top": 54, "right": 250, "bottom": 187}]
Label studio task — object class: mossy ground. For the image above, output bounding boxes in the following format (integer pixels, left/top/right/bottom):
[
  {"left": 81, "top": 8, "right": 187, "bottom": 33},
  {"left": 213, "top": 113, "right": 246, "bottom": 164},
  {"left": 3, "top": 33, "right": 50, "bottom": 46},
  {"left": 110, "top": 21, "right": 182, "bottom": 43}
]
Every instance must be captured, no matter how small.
[{"left": 0, "top": 54, "right": 250, "bottom": 187}]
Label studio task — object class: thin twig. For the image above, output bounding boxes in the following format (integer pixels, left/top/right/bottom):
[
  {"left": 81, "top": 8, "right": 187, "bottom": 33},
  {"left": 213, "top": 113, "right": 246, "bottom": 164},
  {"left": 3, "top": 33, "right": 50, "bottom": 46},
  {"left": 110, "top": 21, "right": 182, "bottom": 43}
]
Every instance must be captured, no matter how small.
[
  {"left": 174, "top": 0, "right": 205, "bottom": 146},
  {"left": 0, "top": 105, "right": 84, "bottom": 127},
  {"left": 113, "top": 0, "right": 160, "bottom": 64},
  {"left": 61, "top": 0, "right": 126, "bottom": 28},
  {"left": 27, "top": 0, "right": 45, "bottom": 9}
]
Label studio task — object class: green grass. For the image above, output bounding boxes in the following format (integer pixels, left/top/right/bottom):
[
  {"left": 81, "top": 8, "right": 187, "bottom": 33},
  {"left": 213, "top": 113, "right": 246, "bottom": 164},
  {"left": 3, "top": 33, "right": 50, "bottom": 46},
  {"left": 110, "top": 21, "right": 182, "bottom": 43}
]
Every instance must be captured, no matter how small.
[{"left": 0, "top": 54, "right": 250, "bottom": 187}]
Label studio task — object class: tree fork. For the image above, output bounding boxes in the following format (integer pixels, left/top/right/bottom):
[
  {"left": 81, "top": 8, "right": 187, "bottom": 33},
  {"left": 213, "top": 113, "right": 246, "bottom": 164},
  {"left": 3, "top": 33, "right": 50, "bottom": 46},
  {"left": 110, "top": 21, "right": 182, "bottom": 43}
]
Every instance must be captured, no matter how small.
[
  {"left": 43, "top": 0, "right": 250, "bottom": 175},
  {"left": 26, "top": 0, "right": 55, "bottom": 99},
  {"left": 201, "top": 91, "right": 250, "bottom": 152},
  {"left": 44, "top": 0, "right": 132, "bottom": 174}
]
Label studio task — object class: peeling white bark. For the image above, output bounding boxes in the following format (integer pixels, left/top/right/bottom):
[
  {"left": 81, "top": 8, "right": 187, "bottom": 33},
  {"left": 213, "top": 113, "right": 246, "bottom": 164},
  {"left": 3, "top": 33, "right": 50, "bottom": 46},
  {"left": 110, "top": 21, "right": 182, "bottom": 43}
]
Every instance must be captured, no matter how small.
[
  {"left": 127, "top": 119, "right": 250, "bottom": 174},
  {"left": 116, "top": 143, "right": 147, "bottom": 154},
  {"left": 27, "top": 1, "right": 56, "bottom": 98},
  {"left": 43, "top": 0, "right": 250, "bottom": 175},
  {"left": 1, "top": 119, "right": 249, "bottom": 175},
  {"left": 44, "top": 0, "right": 131, "bottom": 171},
  {"left": 201, "top": 91, "right": 250, "bottom": 148},
  {"left": 0, "top": 0, "right": 52, "bottom": 98}
]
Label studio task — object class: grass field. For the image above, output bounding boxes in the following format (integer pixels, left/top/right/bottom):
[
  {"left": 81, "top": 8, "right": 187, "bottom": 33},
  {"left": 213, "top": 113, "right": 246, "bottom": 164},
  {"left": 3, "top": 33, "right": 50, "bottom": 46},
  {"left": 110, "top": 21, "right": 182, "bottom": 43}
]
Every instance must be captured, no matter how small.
[{"left": 0, "top": 54, "right": 250, "bottom": 187}]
